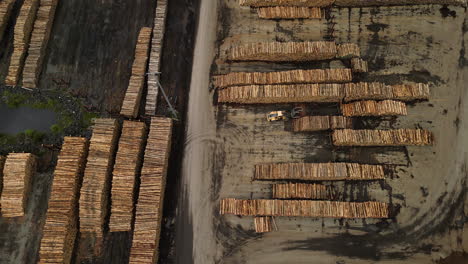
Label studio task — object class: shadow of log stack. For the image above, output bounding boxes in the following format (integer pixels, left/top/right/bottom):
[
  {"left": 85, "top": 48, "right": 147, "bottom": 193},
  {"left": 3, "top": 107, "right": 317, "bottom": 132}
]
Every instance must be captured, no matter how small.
[
  {"left": 38, "top": 137, "right": 88, "bottom": 264},
  {"left": 0, "top": 0, "right": 15, "bottom": 43},
  {"left": 0, "top": 153, "right": 37, "bottom": 218}
]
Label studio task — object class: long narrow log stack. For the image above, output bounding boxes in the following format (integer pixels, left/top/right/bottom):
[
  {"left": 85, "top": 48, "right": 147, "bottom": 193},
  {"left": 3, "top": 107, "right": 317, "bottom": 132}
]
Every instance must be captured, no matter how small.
[
  {"left": 214, "top": 69, "right": 353, "bottom": 88},
  {"left": 0, "top": 156, "right": 5, "bottom": 205},
  {"left": 109, "top": 121, "right": 147, "bottom": 232},
  {"left": 120, "top": 27, "right": 152, "bottom": 118},
  {"left": 0, "top": 0, "right": 15, "bottom": 43},
  {"left": 146, "top": 0, "right": 169, "bottom": 116},
  {"left": 341, "top": 100, "right": 408, "bottom": 116},
  {"left": 22, "top": 0, "right": 59, "bottom": 89},
  {"left": 254, "top": 163, "right": 385, "bottom": 181},
  {"left": 257, "top": 7, "right": 322, "bottom": 19},
  {"left": 292, "top": 115, "right": 352, "bottom": 132},
  {"left": 129, "top": 117, "right": 173, "bottom": 264},
  {"left": 344, "top": 82, "right": 430, "bottom": 102},
  {"left": 220, "top": 199, "right": 390, "bottom": 218},
  {"left": 0, "top": 153, "right": 36, "bottom": 217},
  {"left": 79, "top": 118, "right": 120, "bottom": 236},
  {"left": 5, "top": 0, "right": 39, "bottom": 86},
  {"left": 38, "top": 137, "right": 88, "bottom": 264},
  {"left": 332, "top": 129, "right": 434, "bottom": 146},
  {"left": 272, "top": 183, "right": 331, "bottom": 199}
]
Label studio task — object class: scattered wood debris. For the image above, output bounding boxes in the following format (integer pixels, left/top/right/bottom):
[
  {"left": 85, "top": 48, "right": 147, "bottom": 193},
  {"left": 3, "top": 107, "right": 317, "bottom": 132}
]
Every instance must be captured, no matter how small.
[
  {"left": 332, "top": 129, "right": 434, "bottom": 146},
  {"left": 292, "top": 115, "right": 353, "bottom": 132},
  {"left": 5, "top": 0, "right": 39, "bottom": 86},
  {"left": 79, "top": 118, "right": 120, "bottom": 236},
  {"left": 109, "top": 121, "right": 147, "bottom": 232},
  {"left": 220, "top": 198, "right": 390, "bottom": 218},
  {"left": 254, "top": 163, "right": 385, "bottom": 181},
  {"left": 120, "top": 27, "right": 152, "bottom": 118},
  {"left": 0, "top": 153, "right": 36, "bottom": 217},
  {"left": 39, "top": 137, "right": 88, "bottom": 264},
  {"left": 129, "top": 117, "right": 173, "bottom": 264}
]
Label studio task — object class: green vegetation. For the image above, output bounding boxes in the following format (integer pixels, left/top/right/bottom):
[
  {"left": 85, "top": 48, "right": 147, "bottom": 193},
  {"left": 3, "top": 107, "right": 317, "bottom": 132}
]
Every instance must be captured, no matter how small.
[{"left": 2, "top": 90, "right": 28, "bottom": 108}]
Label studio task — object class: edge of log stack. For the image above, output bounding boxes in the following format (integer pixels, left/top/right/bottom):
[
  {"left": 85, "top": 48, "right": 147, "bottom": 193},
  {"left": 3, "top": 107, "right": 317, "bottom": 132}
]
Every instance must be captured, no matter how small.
[
  {"left": 5, "top": 0, "right": 40, "bottom": 86},
  {"left": 79, "top": 118, "right": 120, "bottom": 236},
  {"left": 0, "top": 153, "right": 37, "bottom": 217},
  {"left": 109, "top": 121, "right": 147, "bottom": 232},
  {"left": 220, "top": 199, "right": 390, "bottom": 218},
  {"left": 0, "top": 0, "right": 16, "bottom": 43},
  {"left": 129, "top": 117, "right": 173, "bottom": 264},
  {"left": 332, "top": 129, "right": 434, "bottom": 146},
  {"left": 341, "top": 100, "right": 408, "bottom": 116},
  {"left": 336, "top": 43, "right": 360, "bottom": 59},
  {"left": 213, "top": 68, "right": 353, "bottom": 88},
  {"left": 145, "top": 0, "right": 169, "bottom": 116},
  {"left": 291, "top": 115, "right": 353, "bottom": 132},
  {"left": 351, "top": 58, "right": 368, "bottom": 73},
  {"left": 254, "top": 162, "right": 385, "bottom": 181},
  {"left": 22, "top": 0, "right": 59, "bottom": 89},
  {"left": 227, "top": 41, "right": 337, "bottom": 61},
  {"left": 254, "top": 216, "right": 277, "bottom": 232},
  {"left": 39, "top": 137, "right": 88, "bottom": 264},
  {"left": 272, "top": 183, "right": 332, "bottom": 199},
  {"left": 120, "top": 27, "right": 152, "bottom": 118},
  {"left": 239, "top": 0, "right": 335, "bottom": 7},
  {"left": 0, "top": 156, "right": 5, "bottom": 208},
  {"left": 257, "top": 7, "right": 322, "bottom": 19}
]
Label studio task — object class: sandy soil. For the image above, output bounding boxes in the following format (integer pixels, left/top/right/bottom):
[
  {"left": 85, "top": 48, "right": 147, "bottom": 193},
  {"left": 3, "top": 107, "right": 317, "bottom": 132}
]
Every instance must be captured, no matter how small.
[{"left": 175, "top": 1, "right": 468, "bottom": 263}]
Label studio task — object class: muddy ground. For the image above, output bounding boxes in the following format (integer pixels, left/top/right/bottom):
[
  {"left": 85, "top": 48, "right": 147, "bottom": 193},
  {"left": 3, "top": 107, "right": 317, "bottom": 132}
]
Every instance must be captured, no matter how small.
[
  {"left": 175, "top": 0, "right": 468, "bottom": 263},
  {"left": 0, "top": 0, "right": 198, "bottom": 263}
]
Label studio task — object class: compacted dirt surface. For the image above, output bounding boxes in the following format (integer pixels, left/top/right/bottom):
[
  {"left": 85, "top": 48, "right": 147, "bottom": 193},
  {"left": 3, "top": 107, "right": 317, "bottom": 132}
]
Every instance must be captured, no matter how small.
[{"left": 174, "top": 0, "right": 468, "bottom": 263}]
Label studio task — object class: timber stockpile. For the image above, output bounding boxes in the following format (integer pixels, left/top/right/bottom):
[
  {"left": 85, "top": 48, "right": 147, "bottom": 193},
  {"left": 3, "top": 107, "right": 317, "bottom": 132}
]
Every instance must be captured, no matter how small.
[
  {"left": 218, "top": 84, "right": 345, "bottom": 104},
  {"left": 292, "top": 115, "right": 353, "bottom": 132},
  {"left": 129, "top": 117, "right": 173, "bottom": 264},
  {"left": 213, "top": 68, "right": 353, "bottom": 88},
  {"left": 109, "top": 121, "right": 147, "bottom": 232},
  {"left": 120, "top": 27, "right": 152, "bottom": 118},
  {"left": 0, "top": 153, "right": 36, "bottom": 217},
  {"left": 79, "top": 118, "right": 120, "bottom": 236},
  {"left": 273, "top": 183, "right": 332, "bottom": 199},
  {"left": 257, "top": 7, "right": 322, "bottom": 19},
  {"left": 38, "top": 137, "right": 88, "bottom": 264},
  {"left": 227, "top": 41, "right": 365, "bottom": 62},
  {"left": 5, "top": 0, "right": 40, "bottom": 86},
  {"left": 344, "top": 82, "right": 430, "bottom": 102},
  {"left": 220, "top": 198, "right": 390, "bottom": 218},
  {"left": 0, "top": 0, "right": 15, "bottom": 43},
  {"left": 254, "top": 216, "right": 277, "bottom": 233},
  {"left": 332, "top": 129, "right": 434, "bottom": 146},
  {"left": 146, "top": 0, "right": 169, "bottom": 116},
  {"left": 239, "top": 0, "right": 463, "bottom": 8},
  {"left": 341, "top": 100, "right": 408, "bottom": 116},
  {"left": 0, "top": 156, "right": 5, "bottom": 205},
  {"left": 22, "top": 0, "right": 59, "bottom": 89},
  {"left": 254, "top": 163, "right": 385, "bottom": 181}
]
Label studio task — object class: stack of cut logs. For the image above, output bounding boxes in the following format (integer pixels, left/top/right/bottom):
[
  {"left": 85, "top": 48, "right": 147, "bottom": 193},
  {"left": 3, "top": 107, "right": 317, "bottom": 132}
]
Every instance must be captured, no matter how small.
[{"left": 292, "top": 115, "right": 352, "bottom": 132}]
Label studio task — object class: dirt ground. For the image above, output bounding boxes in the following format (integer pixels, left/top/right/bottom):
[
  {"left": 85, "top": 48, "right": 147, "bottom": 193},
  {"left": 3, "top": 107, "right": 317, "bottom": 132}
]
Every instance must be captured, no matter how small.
[{"left": 174, "top": 0, "right": 468, "bottom": 264}]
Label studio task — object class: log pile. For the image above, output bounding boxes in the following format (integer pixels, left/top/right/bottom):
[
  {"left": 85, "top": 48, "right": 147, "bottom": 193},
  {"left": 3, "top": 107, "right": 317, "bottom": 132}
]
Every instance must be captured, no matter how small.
[
  {"left": 332, "top": 129, "right": 433, "bottom": 146},
  {"left": 22, "top": 0, "right": 59, "bottom": 89},
  {"left": 334, "top": 0, "right": 464, "bottom": 6},
  {"left": 254, "top": 216, "right": 276, "bottom": 232},
  {"left": 79, "top": 118, "right": 120, "bottom": 236},
  {"left": 227, "top": 41, "right": 337, "bottom": 61},
  {"left": 254, "top": 163, "right": 385, "bottom": 181},
  {"left": 0, "top": 0, "right": 15, "bottom": 43},
  {"left": 129, "top": 117, "right": 173, "bottom": 264},
  {"left": 213, "top": 69, "right": 353, "bottom": 88},
  {"left": 257, "top": 7, "right": 322, "bottom": 19},
  {"left": 341, "top": 100, "right": 408, "bottom": 116},
  {"left": 218, "top": 84, "right": 345, "bottom": 104},
  {"left": 292, "top": 115, "right": 352, "bottom": 132},
  {"left": 146, "top": 0, "right": 168, "bottom": 115},
  {"left": 120, "top": 27, "right": 152, "bottom": 118},
  {"left": 5, "top": 0, "right": 39, "bottom": 86},
  {"left": 239, "top": 0, "right": 335, "bottom": 7},
  {"left": 109, "top": 121, "right": 147, "bottom": 232},
  {"left": 39, "top": 137, "right": 88, "bottom": 264},
  {"left": 0, "top": 156, "right": 5, "bottom": 205},
  {"left": 336, "top": 43, "right": 360, "bottom": 58},
  {"left": 220, "top": 198, "right": 390, "bottom": 218},
  {"left": 344, "top": 82, "right": 430, "bottom": 102},
  {"left": 351, "top": 58, "right": 368, "bottom": 73},
  {"left": 0, "top": 153, "right": 36, "bottom": 217},
  {"left": 272, "top": 183, "right": 330, "bottom": 199}
]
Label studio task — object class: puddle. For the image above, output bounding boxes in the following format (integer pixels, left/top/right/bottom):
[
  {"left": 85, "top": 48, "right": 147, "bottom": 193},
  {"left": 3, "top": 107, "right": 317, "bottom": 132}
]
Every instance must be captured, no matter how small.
[{"left": 0, "top": 104, "right": 58, "bottom": 134}]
